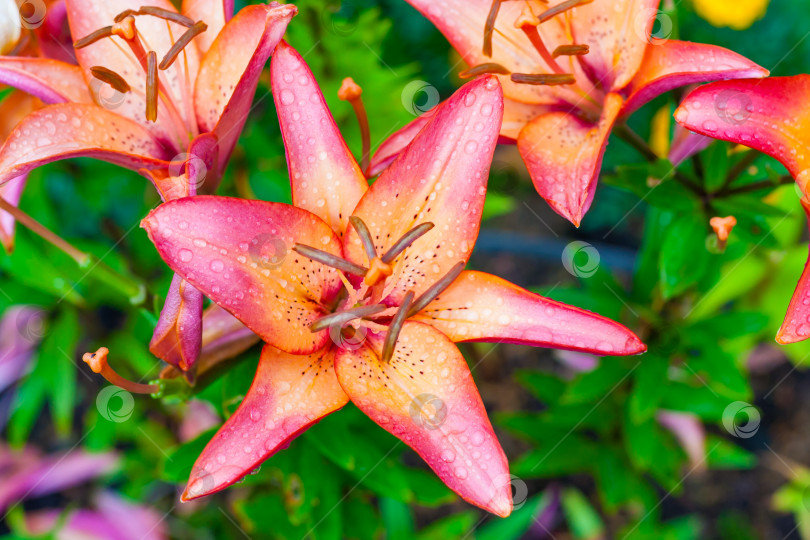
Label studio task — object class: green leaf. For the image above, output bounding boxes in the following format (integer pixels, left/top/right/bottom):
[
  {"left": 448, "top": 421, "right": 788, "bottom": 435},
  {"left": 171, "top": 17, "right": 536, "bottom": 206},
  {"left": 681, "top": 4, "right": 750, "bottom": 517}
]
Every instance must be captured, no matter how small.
[
  {"left": 703, "top": 141, "right": 730, "bottom": 193},
  {"left": 160, "top": 428, "right": 217, "bottom": 484},
  {"left": 380, "top": 498, "right": 415, "bottom": 540},
  {"left": 416, "top": 512, "right": 478, "bottom": 540},
  {"left": 561, "top": 488, "right": 605, "bottom": 540},
  {"left": 629, "top": 355, "right": 670, "bottom": 423},
  {"left": 476, "top": 493, "right": 551, "bottom": 540},
  {"left": 514, "top": 370, "right": 566, "bottom": 403},
  {"left": 659, "top": 213, "right": 711, "bottom": 299}
]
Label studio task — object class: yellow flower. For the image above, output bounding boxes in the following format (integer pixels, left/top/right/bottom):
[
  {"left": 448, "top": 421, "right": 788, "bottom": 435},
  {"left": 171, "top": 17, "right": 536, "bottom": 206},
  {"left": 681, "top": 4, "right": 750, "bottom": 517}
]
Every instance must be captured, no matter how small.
[
  {"left": 692, "top": 0, "right": 770, "bottom": 30},
  {"left": 0, "top": 0, "right": 21, "bottom": 55}
]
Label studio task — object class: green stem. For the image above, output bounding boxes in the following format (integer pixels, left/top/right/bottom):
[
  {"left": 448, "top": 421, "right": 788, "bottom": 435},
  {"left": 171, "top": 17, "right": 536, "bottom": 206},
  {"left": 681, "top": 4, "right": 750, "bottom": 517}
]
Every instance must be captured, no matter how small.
[
  {"left": 718, "top": 150, "right": 761, "bottom": 193},
  {"left": 717, "top": 175, "right": 794, "bottom": 197},
  {"left": 0, "top": 197, "right": 146, "bottom": 305}
]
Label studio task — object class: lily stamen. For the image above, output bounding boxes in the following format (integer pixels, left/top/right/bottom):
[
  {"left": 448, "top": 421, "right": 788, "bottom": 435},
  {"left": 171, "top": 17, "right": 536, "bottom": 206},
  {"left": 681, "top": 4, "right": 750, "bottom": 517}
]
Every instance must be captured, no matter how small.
[
  {"left": 552, "top": 44, "right": 590, "bottom": 58},
  {"left": 139, "top": 6, "right": 196, "bottom": 28},
  {"left": 73, "top": 26, "right": 114, "bottom": 49},
  {"left": 349, "top": 216, "right": 377, "bottom": 262},
  {"left": 483, "top": 0, "right": 502, "bottom": 57},
  {"left": 310, "top": 304, "right": 386, "bottom": 332},
  {"left": 407, "top": 261, "right": 465, "bottom": 317},
  {"left": 338, "top": 78, "right": 371, "bottom": 174},
  {"left": 83, "top": 347, "right": 160, "bottom": 395},
  {"left": 90, "top": 66, "right": 131, "bottom": 93},
  {"left": 536, "top": 0, "right": 595, "bottom": 24},
  {"left": 146, "top": 51, "right": 158, "bottom": 122},
  {"left": 382, "top": 222, "right": 434, "bottom": 264},
  {"left": 381, "top": 291, "right": 414, "bottom": 363},
  {"left": 459, "top": 62, "right": 511, "bottom": 79},
  {"left": 515, "top": 9, "right": 566, "bottom": 75},
  {"left": 293, "top": 244, "right": 368, "bottom": 276},
  {"left": 511, "top": 73, "right": 576, "bottom": 86},
  {"left": 160, "top": 21, "right": 207, "bottom": 70}
]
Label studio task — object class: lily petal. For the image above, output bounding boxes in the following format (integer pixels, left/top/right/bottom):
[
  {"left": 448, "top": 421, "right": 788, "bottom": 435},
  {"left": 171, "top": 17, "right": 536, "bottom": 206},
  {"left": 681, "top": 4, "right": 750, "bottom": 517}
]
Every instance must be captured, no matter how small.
[
  {"left": 517, "top": 92, "right": 624, "bottom": 226},
  {"left": 412, "top": 270, "right": 646, "bottom": 355},
  {"left": 0, "top": 58, "right": 92, "bottom": 104},
  {"left": 345, "top": 76, "right": 503, "bottom": 301},
  {"left": 622, "top": 39, "right": 769, "bottom": 115},
  {"left": 0, "top": 0, "right": 21, "bottom": 55},
  {"left": 367, "top": 112, "right": 432, "bottom": 178},
  {"left": 0, "top": 103, "right": 171, "bottom": 184},
  {"left": 150, "top": 274, "right": 203, "bottom": 373},
  {"left": 271, "top": 41, "right": 367, "bottom": 237},
  {"left": 403, "top": 0, "right": 573, "bottom": 105},
  {"left": 181, "top": 0, "right": 234, "bottom": 54},
  {"left": 194, "top": 3, "right": 296, "bottom": 174},
  {"left": 674, "top": 76, "right": 810, "bottom": 178},
  {"left": 571, "top": 0, "right": 659, "bottom": 91},
  {"left": 0, "top": 175, "right": 26, "bottom": 253},
  {"left": 335, "top": 321, "right": 512, "bottom": 516},
  {"left": 183, "top": 344, "right": 348, "bottom": 500},
  {"left": 141, "top": 196, "right": 343, "bottom": 355},
  {"left": 777, "top": 201, "right": 810, "bottom": 344},
  {"left": 66, "top": 0, "right": 201, "bottom": 140}
]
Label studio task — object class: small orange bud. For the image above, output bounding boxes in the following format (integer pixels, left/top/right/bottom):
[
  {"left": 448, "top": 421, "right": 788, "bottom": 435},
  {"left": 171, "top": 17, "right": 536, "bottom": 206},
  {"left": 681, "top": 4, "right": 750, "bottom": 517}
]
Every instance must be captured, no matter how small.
[{"left": 710, "top": 216, "right": 737, "bottom": 243}]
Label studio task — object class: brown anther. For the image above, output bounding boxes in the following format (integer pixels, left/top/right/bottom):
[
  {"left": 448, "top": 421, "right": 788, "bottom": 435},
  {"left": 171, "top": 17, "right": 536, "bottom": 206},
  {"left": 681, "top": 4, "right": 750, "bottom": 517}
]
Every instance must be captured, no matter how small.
[
  {"left": 408, "top": 261, "right": 465, "bottom": 317},
  {"left": 349, "top": 216, "right": 377, "bottom": 262},
  {"left": 710, "top": 216, "right": 737, "bottom": 244},
  {"left": 483, "top": 0, "right": 502, "bottom": 57},
  {"left": 114, "top": 9, "right": 138, "bottom": 23},
  {"left": 111, "top": 16, "right": 136, "bottom": 41},
  {"left": 537, "top": 0, "right": 594, "bottom": 24},
  {"left": 294, "top": 244, "right": 368, "bottom": 276},
  {"left": 74, "top": 26, "right": 114, "bottom": 49},
  {"left": 146, "top": 51, "right": 158, "bottom": 122},
  {"left": 338, "top": 77, "right": 363, "bottom": 101},
  {"left": 139, "top": 6, "right": 196, "bottom": 27},
  {"left": 364, "top": 257, "right": 394, "bottom": 287},
  {"left": 552, "top": 44, "right": 590, "bottom": 58},
  {"left": 459, "top": 62, "right": 511, "bottom": 79},
  {"left": 90, "top": 66, "right": 131, "bottom": 93},
  {"left": 511, "top": 73, "right": 576, "bottom": 86},
  {"left": 382, "top": 222, "right": 434, "bottom": 264},
  {"left": 338, "top": 78, "right": 371, "bottom": 174},
  {"left": 82, "top": 347, "right": 160, "bottom": 394},
  {"left": 381, "top": 292, "right": 414, "bottom": 363},
  {"left": 310, "top": 304, "right": 386, "bottom": 333},
  {"left": 160, "top": 21, "right": 208, "bottom": 70}
]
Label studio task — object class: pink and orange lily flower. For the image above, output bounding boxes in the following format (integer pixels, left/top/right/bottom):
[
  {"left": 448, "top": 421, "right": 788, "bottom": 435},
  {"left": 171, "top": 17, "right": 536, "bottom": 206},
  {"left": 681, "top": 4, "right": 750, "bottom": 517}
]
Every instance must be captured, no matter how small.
[
  {"left": 141, "top": 42, "right": 646, "bottom": 516},
  {"left": 0, "top": 0, "right": 295, "bottom": 374},
  {"left": 674, "top": 75, "right": 810, "bottom": 344},
  {"left": 374, "top": 0, "right": 768, "bottom": 225}
]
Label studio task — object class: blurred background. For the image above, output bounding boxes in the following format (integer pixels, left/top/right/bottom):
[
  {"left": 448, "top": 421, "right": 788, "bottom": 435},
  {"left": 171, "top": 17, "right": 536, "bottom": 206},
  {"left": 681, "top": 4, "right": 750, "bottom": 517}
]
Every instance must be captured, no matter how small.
[{"left": 3, "top": 0, "right": 810, "bottom": 538}]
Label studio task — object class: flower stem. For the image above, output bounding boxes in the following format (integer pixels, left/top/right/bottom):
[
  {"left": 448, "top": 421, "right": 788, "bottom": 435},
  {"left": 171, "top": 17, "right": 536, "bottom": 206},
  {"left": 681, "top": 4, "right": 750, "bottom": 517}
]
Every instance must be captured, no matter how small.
[{"left": 0, "top": 197, "right": 146, "bottom": 304}]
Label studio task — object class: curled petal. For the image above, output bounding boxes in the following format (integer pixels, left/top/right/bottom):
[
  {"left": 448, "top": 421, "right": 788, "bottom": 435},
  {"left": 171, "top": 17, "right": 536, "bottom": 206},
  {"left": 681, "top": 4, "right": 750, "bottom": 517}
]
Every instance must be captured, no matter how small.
[
  {"left": 517, "top": 93, "right": 624, "bottom": 226},
  {"left": 141, "top": 196, "right": 343, "bottom": 355},
  {"left": 0, "top": 58, "right": 92, "bottom": 104},
  {"left": 183, "top": 345, "right": 348, "bottom": 500},
  {"left": 412, "top": 271, "right": 646, "bottom": 355},
  {"left": 668, "top": 124, "right": 712, "bottom": 167},
  {"left": 345, "top": 76, "right": 503, "bottom": 302},
  {"left": 570, "top": 0, "right": 659, "bottom": 91},
  {"left": 622, "top": 39, "right": 769, "bottom": 115},
  {"left": 675, "top": 76, "right": 810, "bottom": 178},
  {"left": 194, "top": 3, "right": 296, "bottom": 173},
  {"left": 777, "top": 202, "right": 810, "bottom": 344},
  {"left": 150, "top": 274, "right": 203, "bottom": 373},
  {"left": 271, "top": 41, "right": 367, "bottom": 237},
  {"left": 0, "top": 103, "right": 171, "bottom": 184},
  {"left": 0, "top": 174, "right": 26, "bottom": 253},
  {"left": 334, "top": 322, "right": 512, "bottom": 516}
]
